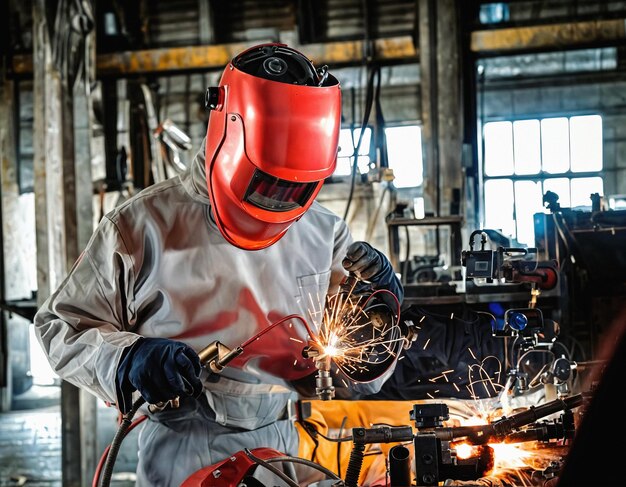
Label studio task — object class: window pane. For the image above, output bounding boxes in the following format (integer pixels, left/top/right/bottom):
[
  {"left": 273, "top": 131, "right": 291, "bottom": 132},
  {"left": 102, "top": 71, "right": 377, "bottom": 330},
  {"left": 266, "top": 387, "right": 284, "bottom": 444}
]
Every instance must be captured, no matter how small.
[
  {"left": 543, "top": 178, "right": 571, "bottom": 209},
  {"left": 514, "top": 181, "right": 543, "bottom": 246},
  {"left": 571, "top": 177, "right": 603, "bottom": 208},
  {"left": 485, "top": 179, "right": 515, "bottom": 239},
  {"left": 570, "top": 115, "right": 602, "bottom": 172},
  {"left": 479, "top": 3, "right": 510, "bottom": 24},
  {"left": 484, "top": 121, "right": 514, "bottom": 176},
  {"left": 541, "top": 117, "right": 570, "bottom": 173},
  {"left": 385, "top": 126, "right": 423, "bottom": 188},
  {"left": 513, "top": 119, "right": 541, "bottom": 175},
  {"left": 335, "top": 127, "right": 372, "bottom": 176}
]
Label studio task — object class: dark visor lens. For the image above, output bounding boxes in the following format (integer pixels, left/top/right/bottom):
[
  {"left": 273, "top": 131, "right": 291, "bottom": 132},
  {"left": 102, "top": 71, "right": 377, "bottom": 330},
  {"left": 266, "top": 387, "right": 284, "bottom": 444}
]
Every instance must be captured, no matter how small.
[{"left": 244, "top": 169, "right": 317, "bottom": 211}]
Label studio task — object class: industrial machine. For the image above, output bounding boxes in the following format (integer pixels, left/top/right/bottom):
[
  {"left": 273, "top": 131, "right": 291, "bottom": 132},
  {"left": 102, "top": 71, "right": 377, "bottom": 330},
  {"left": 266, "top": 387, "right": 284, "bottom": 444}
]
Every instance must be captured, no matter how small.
[{"left": 178, "top": 393, "right": 584, "bottom": 486}]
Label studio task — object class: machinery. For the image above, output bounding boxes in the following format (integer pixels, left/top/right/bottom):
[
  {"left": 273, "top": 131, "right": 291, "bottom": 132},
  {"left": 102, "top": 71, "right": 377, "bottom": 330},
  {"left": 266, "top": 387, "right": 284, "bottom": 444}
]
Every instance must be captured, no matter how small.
[
  {"left": 179, "top": 394, "right": 584, "bottom": 486},
  {"left": 343, "top": 394, "right": 582, "bottom": 487},
  {"left": 171, "top": 263, "right": 588, "bottom": 487},
  {"left": 461, "top": 230, "right": 576, "bottom": 400}
]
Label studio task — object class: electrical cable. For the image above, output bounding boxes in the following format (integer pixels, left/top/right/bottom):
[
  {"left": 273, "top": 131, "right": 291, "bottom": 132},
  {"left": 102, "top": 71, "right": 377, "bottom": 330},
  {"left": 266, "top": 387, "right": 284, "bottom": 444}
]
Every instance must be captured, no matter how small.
[
  {"left": 299, "top": 420, "right": 321, "bottom": 461},
  {"left": 263, "top": 455, "right": 343, "bottom": 481},
  {"left": 401, "top": 225, "right": 411, "bottom": 286},
  {"left": 343, "top": 67, "right": 380, "bottom": 221},
  {"left": 242, "top": 448, "right": 300, "bottom": 487},
  {"left": 240, "top": 314, "right": 315, "bottom": 349},
  {"left": 300, "top": 420, "right": 353, "bottom": 443},
  {"left": 92, "top": 414, "right": 146, "bottom": 487},
  {"left": 98, "top": 396, "right": 147, "bottom": 487}
]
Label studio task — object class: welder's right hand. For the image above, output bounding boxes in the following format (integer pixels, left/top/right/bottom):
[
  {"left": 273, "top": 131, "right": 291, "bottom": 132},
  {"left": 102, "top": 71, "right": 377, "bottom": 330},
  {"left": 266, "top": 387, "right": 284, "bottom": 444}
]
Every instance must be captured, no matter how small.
[{"left": 116, "top": 337, "right": 203, "bottom": 412}]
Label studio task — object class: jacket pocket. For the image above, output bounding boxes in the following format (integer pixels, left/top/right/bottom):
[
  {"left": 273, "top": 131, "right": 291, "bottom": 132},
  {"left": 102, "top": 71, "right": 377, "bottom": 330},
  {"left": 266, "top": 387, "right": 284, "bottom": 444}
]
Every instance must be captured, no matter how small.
[
  {"left": 295, "top": 271, "right": 331, "bottom": 328},
  {"left": 204, "top": 378, "right": 296, "bottom": 431}
]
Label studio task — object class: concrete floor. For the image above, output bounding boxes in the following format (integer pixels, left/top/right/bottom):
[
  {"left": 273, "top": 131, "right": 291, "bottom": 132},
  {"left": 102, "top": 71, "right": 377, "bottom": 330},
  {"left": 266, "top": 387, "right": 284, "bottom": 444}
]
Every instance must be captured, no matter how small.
[{"left": 0, "top": 386, "right": 138, "bottom": 487}]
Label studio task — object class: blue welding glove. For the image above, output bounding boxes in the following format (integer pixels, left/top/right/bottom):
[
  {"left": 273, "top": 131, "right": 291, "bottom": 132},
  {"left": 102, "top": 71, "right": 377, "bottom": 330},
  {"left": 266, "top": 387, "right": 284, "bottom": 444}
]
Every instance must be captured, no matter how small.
[
  {"left": 342, "top": 241, "right": 404, "bottom": 302},
  {"left": 116, "top": 337, "right": 203, "bottom": 413}
]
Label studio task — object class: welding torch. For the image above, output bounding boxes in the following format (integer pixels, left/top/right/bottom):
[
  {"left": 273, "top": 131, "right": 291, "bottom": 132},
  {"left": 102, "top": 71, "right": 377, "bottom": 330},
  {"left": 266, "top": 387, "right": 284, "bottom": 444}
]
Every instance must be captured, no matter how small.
[
  {"left": 99, "top": 339, "right": 243, "bottom": 487},
  {"left": 148, "top": 340, "right": 243, "bottom": 413}
]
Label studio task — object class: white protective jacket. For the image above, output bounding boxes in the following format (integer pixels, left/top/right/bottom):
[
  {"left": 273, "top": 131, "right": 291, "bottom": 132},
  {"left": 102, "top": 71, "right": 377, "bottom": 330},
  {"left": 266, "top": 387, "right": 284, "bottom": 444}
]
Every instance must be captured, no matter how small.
[{"left": 34, "top": 141, "right": 396, "bottom": 485}]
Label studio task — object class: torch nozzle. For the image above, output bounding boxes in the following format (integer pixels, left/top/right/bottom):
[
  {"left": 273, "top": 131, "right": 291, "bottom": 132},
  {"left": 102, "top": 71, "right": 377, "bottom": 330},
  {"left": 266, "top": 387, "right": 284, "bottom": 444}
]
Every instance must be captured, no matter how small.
[{"left": 197, "top": 341, "right": 243, "bottom": 374}]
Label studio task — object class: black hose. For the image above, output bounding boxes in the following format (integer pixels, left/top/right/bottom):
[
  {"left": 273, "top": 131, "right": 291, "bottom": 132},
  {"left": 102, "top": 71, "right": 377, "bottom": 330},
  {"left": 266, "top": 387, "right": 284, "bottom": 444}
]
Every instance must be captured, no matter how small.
[
  {"left": 99, "top": 397, "right": 146, "bottom": 487},
  {"left": 344, "top": 443, "right": 366, "bottom": 487}
]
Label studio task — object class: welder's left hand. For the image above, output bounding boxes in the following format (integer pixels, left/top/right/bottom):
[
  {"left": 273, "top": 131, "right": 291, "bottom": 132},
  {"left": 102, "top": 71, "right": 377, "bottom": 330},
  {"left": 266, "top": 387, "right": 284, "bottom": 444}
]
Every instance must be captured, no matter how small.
[
  {"left": 342, "top": 241, "right": 403, "bottom": 301},
  {"left": 342, "top": 241, "right": 384, "bottom": 280}
]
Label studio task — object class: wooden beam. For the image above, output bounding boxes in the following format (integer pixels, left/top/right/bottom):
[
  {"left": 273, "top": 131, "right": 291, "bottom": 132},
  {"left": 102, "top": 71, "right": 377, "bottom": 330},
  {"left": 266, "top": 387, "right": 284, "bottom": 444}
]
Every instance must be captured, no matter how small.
[
  {"left": 12, "top": 36, "right": 418, "bottom": 77},
  {"left": 11, "top": 18, "right": 626, "bottom": 77},
  {"left": 471, "top": 19, "right": 626, "bottom": 54}
]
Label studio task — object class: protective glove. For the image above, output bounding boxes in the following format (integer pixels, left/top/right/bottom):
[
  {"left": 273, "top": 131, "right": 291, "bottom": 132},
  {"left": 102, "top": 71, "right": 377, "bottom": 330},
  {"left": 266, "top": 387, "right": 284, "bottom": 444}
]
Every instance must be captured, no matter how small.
[
  {"left": 116, "top": 337, "right": 203, "bottom": 413},
  {"left": 342, "top": 241, "right": 404, "bottom": 302}
]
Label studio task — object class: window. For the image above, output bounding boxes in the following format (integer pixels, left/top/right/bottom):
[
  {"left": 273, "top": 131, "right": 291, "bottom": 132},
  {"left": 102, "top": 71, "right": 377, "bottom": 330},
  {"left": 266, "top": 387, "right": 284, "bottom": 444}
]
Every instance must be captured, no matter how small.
[
  {"left": 335, "top": 127, "right": 373, "bottom": 177},
  {"left": 479, "top": 3, "right": 510, "bottom": 24},
  {"left": 483, "top": 115, "right": 603, "bottom": 245},
  {"left": 334, "top": 125, "right": 424, "bottom": 189},
  {"left": 386, "top": 125, "right": 424, "bottom": 189}
]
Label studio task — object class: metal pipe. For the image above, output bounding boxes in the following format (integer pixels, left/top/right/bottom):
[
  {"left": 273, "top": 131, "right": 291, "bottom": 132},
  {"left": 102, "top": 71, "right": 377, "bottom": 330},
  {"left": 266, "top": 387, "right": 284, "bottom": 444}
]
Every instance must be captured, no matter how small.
[{"left": 389, "top": 444, "right": 412, "bottom": 487}]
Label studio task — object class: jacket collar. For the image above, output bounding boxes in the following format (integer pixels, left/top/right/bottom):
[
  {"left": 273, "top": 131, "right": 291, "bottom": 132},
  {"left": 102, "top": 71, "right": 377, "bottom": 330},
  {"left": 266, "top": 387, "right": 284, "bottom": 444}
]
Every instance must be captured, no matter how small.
[{"left": 181, "top": 137, "right": 211, "bottom": 205}]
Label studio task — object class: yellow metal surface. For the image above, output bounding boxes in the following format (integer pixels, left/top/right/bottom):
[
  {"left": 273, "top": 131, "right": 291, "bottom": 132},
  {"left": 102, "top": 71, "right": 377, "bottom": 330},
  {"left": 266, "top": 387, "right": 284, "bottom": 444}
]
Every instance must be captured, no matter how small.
[
  {"left": 96, "top": 42, "right": 253, "bottom": 75},
  {"left": 12, "top": 37, "right": 417, "bottom": 76},
  {"left": 472, "top": 18, "right": 626, "bottom": 53},
  {"left": 12, "top": 18, "right": 626, "bottom": 77},
  {"left": 296, "top": 399, "right": 479, "bottom": 485}
]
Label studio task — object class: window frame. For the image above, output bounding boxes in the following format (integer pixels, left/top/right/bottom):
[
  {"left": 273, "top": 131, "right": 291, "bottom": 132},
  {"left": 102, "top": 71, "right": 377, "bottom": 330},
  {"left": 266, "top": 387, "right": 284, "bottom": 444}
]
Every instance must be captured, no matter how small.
[{"left": 481, "top": 113, "right": 604, "bottom": 245}]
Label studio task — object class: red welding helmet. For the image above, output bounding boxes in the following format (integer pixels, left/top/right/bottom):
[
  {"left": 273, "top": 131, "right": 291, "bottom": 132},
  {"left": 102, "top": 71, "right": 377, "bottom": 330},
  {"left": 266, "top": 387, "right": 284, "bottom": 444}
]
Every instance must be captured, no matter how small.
[{"left": 204, "top": 43, "right": 342, "bottom": 250}]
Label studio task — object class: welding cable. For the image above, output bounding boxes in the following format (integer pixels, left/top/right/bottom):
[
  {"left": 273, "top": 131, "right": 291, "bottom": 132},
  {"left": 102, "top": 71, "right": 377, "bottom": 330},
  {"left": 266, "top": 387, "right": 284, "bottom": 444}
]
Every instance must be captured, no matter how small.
[
  {"left": 261, "top": 455, "right": 343, "bottom": 482},
  {"left": 97, "top": 396, "right": 147, "bottom": 487},
  {"left": 242, "top": 448, "right": 299, "bottom": 487},
  {"left": 299, "top": 420, "right": 321, "bottom": 461},
  {"left": 300, "top": 420, "right": 354, "bottom": 443},
  {"left": 362, "top": 288, "right": 401, "bottom": 322},
  {"left": 92, "top": 413, "right": 147, "bottom": 487},
  {"left": 239, "top": 314, "right": 316, "bottom": 349},
  {"left": 343, "top": 67, "right": 380, "bottom": 222}
]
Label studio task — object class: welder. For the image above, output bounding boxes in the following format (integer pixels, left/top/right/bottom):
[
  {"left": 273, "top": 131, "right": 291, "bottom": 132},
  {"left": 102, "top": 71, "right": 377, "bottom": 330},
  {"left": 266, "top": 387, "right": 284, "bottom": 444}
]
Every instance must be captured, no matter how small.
[{"left": 33, "top": 43, "right": 403, "bottom": 486}]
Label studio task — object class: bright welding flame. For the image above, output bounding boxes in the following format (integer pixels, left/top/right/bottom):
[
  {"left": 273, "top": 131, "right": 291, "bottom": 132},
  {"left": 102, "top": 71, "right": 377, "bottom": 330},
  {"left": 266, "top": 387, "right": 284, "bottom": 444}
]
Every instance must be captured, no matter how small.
[
  {"left": 308, "top": 285, "right": 403, "bottom": 381},
  {"left": 490, "top": 443, "right": 535, "bottom": 470},
  {"left": 323, "top": 333, "right": 340, "bottom": 358},
  {"left": 454, "top": 414, "right": 564, "bottom": 481}
]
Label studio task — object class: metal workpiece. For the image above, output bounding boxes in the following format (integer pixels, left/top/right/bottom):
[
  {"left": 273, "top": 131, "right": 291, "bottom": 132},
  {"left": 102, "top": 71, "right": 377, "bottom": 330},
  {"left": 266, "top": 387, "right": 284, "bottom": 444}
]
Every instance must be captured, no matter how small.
[
  {"left": 314, "top": 355, "right": 335, "bottom": 401},
  {"left": 431, "top": 394, "right": 584, "bottom": 444}
]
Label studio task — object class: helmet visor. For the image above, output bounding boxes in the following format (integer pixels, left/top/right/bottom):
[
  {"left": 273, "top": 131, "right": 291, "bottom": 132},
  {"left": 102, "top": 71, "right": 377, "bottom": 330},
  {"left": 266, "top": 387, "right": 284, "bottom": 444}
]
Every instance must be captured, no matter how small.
[{"left": 244, "top": 169, "right": 318, "bottom": 212}]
